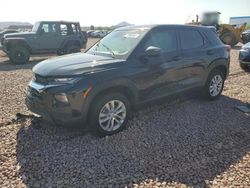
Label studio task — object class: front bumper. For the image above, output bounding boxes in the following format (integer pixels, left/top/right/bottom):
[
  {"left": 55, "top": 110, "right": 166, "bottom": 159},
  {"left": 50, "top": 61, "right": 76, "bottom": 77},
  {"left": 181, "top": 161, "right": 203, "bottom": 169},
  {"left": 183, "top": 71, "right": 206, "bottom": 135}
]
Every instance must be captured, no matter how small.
[{"left": 25, "top": 81, "right": 88, "bottom": 127}]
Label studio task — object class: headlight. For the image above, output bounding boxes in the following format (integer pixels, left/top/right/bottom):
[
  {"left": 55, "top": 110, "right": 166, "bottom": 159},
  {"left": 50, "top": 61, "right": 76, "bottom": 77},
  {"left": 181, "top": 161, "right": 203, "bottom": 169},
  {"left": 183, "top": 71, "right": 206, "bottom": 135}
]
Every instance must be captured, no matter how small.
[
  {"left": 240, "top": 49, "right": 249, "bottom": 57},
  {"left": 54, "top": 78, "right": 75, "bottom": 82},
  {"left": 52, "top": 77, "right": 81, "bottom": 84}
]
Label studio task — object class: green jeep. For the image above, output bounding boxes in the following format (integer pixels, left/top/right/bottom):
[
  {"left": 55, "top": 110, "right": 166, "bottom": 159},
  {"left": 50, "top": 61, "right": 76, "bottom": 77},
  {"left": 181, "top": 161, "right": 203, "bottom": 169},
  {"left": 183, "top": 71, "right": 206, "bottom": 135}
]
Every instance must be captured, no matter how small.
[{"left": 1, "top": 21, "right": 87, "bottom": 64}]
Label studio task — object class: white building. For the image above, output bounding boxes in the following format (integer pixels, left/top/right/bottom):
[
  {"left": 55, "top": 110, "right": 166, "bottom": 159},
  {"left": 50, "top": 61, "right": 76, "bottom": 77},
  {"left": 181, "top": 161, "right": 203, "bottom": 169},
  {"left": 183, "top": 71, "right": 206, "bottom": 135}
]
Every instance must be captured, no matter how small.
[{"left": 229, "top": 16, "right": 250, "bottom": 29}]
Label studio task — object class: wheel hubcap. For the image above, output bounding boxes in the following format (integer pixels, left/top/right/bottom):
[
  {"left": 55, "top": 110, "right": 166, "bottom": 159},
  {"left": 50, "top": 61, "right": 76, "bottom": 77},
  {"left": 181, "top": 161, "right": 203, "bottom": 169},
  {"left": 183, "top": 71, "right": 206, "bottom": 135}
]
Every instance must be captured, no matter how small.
[
  {"left": 98, "top": 100, "right": 126, "bottom": 132},
  {"left": 209, "top": 75, "right": 223, "bottom": 96},
  {"left": 14, "top": 51, "right": 24, "bottom": 61}
]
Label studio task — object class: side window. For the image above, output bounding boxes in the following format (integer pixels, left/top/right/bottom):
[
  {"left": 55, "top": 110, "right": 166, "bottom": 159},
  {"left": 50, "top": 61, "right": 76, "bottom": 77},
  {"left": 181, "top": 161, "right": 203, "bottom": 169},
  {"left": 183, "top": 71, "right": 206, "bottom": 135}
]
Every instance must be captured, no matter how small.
[
  {"left": 60, "top": 24, "right": 68, "bottom": 35},
  {"left": 40, "top": 23, "right": 57, "bottom": 33},
  {"left": 71, "top": 24, "right": 78, "bottom": 33},
  {"left": 180, "top": 29, "right": 204, "bottom": 50},
  {"left": 41, "top": 24, "right": 49, "bottom": 33},
  {"left": 49, "top": 23, "right": 57, "bottom": 33},
  {"left": 144, "top": 29, "right": 177, "bottom": 53}
]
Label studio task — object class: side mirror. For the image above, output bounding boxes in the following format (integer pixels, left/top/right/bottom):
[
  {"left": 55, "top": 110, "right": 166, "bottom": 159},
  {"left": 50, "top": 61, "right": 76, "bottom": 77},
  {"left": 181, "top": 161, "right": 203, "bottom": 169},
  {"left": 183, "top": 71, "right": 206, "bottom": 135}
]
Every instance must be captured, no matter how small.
[{"left": 143, "top": 46, "right": 162, "bottom": 57}]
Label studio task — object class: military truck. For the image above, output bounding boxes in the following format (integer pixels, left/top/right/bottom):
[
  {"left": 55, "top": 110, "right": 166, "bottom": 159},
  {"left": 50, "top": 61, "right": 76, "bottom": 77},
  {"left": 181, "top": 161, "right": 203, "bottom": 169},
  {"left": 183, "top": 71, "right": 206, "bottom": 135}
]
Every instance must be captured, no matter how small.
[{"left": 1, "top": 21, "right": 87, "bottom": 64}]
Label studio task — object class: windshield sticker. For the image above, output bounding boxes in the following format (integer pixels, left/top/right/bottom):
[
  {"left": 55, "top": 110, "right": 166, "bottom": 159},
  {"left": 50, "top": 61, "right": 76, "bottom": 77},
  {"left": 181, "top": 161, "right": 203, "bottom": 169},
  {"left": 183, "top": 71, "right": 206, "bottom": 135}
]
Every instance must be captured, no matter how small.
[{"left": 124, "top": 33, "right": 140, "bottom": 38}]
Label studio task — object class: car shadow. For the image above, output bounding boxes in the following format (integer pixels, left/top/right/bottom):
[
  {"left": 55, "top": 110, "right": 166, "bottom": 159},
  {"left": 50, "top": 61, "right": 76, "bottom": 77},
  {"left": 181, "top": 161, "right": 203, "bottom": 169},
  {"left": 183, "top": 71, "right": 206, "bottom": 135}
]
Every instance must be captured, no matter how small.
[
  {"left": 231, "top": 45, "right": 242, "bottom": 50},
  {"left": 16, "top": 94, "right": 250, "bottom": 187},
  {"left": 0, "top": 58, "right": 47, "bottom": 71},
  {"left": 0, "top": 50, "right": 57, "bottom": 71}
]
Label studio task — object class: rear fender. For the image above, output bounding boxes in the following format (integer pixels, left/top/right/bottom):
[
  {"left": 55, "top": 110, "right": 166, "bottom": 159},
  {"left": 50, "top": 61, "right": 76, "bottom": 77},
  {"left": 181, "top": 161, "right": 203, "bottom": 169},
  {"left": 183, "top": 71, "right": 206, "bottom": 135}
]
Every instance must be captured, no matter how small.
[
  {"left": 203, "top": 58, "right": 229, "bottom": 85},
  {"left": 60, "top": 39, "right": 81, "bottom": 51}
]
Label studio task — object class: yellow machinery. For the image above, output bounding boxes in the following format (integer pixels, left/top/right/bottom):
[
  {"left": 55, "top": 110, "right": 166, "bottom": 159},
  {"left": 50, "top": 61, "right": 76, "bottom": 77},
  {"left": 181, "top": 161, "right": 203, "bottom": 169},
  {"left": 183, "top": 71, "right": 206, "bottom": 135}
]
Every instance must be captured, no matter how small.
[{"left": 189, "top": 11, "right": 247, "bottom": 47}]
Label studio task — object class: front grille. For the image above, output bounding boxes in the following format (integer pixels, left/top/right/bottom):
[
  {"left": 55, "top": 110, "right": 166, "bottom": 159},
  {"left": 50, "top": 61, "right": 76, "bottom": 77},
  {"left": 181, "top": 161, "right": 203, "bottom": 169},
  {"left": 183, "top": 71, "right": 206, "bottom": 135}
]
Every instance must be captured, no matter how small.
[{"left": 27, "top": 86, "right": 42, "bottom": 99}]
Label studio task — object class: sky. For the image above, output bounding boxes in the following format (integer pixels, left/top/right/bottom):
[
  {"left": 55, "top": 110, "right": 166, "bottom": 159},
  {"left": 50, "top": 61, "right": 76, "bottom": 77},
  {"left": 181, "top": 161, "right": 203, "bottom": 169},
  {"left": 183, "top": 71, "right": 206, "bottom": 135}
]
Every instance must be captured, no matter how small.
[{"left": 0, "top": 0, "right": 249, "bottom": 26}]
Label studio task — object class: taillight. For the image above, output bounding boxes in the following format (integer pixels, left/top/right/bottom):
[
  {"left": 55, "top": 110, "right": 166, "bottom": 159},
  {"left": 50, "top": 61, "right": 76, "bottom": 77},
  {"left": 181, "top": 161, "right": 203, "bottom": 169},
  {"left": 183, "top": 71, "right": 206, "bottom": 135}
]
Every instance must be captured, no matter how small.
[{"left": 224, "top": 45, "right": 231, "bottom": 52}]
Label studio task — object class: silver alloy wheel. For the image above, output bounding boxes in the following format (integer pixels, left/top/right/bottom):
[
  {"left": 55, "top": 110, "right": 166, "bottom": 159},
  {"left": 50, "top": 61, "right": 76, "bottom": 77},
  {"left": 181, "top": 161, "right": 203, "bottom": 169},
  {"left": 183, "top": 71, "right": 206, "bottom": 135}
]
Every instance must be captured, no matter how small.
[
  {"left": 209, "top": 75, "right": 223, "bottom": 97},
  {"left": 98, "top": 100, "right": 126, "bottom": 132}
]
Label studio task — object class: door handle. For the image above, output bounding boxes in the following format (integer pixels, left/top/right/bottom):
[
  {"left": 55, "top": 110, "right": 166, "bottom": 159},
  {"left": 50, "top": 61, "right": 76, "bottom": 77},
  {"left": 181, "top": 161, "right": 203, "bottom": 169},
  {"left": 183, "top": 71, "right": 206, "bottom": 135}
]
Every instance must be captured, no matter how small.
[
  {"left": 172, "top": 56, "right": 182, "bottom": 61},
  {"left": 207, "top": 50, "right": 215, "bottom": 55}
]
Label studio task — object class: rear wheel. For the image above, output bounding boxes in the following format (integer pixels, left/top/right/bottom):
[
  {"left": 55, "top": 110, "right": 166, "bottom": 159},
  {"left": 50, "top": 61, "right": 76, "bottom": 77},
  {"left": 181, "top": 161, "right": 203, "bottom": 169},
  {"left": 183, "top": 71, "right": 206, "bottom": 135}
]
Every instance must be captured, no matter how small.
[
  {"left": 240, "top": 62, "right": 249, "bottom": 71},
  {"left": 9, "top": 46, "right": 30, "bottom": 64},
  {"left": 89, "top": 92, "right": 130, "bottom": 136},
  {"left": 66, "top": 44, "right": 81, "bottom": 54},
  {"left": 203, "top": 69, "right": 225, "bottom": 100},
  {"left": 220, "top": 32, "right": 237, "bottom": 47}
]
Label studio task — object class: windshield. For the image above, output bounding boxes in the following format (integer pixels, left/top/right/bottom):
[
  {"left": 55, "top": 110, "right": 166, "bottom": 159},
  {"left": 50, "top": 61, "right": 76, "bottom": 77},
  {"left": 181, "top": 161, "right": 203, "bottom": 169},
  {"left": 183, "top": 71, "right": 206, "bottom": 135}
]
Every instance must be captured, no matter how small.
[
  {"left": 86, "top": 28, "right": 148, "bottom": 59},
  {"left": 32, "top": 22, "right": 40, "bottom": 32}
]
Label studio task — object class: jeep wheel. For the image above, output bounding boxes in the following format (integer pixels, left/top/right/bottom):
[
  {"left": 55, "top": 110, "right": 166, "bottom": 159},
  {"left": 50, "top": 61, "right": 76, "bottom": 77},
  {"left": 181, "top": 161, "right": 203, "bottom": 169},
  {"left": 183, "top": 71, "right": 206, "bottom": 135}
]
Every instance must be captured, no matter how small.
[
  {"left": 90, "top": 92, "right": 130, "bottom": 136},
  {"left": 9, "top": 46, "right": 30, "bottom": 64},
  {"left": 66, "top": 45, "right": 81, "bottom": 54},
  {"left": 203, "top": 69, "right": 225, "bottom": 100},
  {"left": 220, "top": 32, "right": 237, "bottom": 47}
]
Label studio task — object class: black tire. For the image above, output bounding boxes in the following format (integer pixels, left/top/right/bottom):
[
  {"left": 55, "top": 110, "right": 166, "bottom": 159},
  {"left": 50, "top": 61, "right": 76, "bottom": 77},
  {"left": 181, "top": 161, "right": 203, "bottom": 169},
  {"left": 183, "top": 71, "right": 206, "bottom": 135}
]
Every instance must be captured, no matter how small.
[
  {"left": 89, "top": 92, "right": 130, "bottom": 136},
  {"left": 9, "top": 46, "right": 30, "bottom": 64},
  {"left": 66, "top": 45, "right": 81, "bottom": 54},
  {"left": 202, "top": 69, "right": 225, "bottom": 100},
  {"left": 240, "top": 62, "right": 249, "bottom": 71},
  {"left": 242, "top": 34, "right": 250, "bottom": 44},
  {"left": 220, "top": 32, "right": 237, "bottom": 47}
]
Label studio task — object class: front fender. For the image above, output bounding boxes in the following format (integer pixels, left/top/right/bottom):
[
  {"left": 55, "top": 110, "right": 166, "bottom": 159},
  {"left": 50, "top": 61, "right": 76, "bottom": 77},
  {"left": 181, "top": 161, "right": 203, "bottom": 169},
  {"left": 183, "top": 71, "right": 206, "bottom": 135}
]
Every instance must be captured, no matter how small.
[
  {"left": 3, "top": 38, "right": 31, "bottom": 52},
  {"left": 80, "top": 77, "right": 139, "bottom": 123}
]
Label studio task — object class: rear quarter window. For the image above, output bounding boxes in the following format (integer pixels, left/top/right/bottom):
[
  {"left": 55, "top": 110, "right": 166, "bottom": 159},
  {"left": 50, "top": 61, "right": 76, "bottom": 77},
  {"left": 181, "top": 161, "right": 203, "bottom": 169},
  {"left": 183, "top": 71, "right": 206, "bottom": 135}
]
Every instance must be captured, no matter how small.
[
  {"left": 179, "top": 29, "right": 204, "bottom": 50},
  {"left": 203, "top": 29, "right": 223, "bottom": 45}
]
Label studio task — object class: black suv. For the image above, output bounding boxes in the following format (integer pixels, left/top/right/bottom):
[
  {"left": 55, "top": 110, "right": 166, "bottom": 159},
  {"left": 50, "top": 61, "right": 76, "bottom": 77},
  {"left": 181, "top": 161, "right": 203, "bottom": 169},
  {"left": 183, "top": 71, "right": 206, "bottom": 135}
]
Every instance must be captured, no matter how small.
[
  {"left": 26, "top": 25, "right": 230, "bottom": 136},
  {"left": 1, "top": 21, "right": 87, "bottom": 64}
]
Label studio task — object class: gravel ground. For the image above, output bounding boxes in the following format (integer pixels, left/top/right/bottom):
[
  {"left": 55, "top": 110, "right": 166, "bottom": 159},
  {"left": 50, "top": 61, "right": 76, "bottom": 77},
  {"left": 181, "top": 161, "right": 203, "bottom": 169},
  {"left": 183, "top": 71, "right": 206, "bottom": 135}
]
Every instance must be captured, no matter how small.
[{"left": 0, "top": 41, "right": 249, "bottom": 188}]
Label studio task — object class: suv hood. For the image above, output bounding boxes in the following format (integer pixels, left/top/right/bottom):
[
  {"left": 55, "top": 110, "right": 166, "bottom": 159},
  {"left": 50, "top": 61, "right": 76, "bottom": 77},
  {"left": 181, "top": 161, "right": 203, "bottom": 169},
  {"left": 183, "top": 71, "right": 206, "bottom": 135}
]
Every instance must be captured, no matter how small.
[
  {"left": 4, "top": 32, "right": 36, "bottom": 38},
  {"left": 33, "top": 53, "right": 125, "bottom": 77}
]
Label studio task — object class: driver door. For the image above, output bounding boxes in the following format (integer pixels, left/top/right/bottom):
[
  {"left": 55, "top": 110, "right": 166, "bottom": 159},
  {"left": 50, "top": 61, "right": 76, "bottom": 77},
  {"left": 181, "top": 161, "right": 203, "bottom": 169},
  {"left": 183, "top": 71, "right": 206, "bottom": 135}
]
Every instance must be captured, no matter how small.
[
  {"left": 33, "top": 22, "right": 61, "bottom": 51},
  {"left": 131, "top": 27, "right": 185, "bottom": 101}
]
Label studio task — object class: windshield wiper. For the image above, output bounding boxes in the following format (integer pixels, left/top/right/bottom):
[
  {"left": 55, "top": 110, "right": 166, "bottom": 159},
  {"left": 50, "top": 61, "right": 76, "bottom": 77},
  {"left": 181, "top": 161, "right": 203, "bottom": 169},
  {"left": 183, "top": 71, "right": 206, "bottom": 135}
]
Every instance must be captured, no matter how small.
[{"left": 94, "top": 41, "right": 115, "bottom": 58}]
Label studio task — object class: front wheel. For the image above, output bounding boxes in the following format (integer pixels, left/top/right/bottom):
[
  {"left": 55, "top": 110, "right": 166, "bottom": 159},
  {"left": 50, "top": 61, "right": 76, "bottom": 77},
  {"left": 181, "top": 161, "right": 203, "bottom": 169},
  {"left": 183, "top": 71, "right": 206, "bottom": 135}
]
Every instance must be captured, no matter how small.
[
  {"left": 90, "top": 92, "right": 130, "bottom": 136},
  {"left": 9, "top": 46, "right": 30, "bottom": 64},
  {"left": 202, "top": 70, "right": 225, "bottom": 100}
]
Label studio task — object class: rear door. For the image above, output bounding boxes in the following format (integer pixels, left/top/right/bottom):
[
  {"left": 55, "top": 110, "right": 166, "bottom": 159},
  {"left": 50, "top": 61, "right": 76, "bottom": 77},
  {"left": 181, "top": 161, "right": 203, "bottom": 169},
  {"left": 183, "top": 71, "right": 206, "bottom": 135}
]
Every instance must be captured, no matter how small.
[
  {"left": 58, "top": 23, "right": 83, "bottom": 48},
  {"left": 177, "top": 28, "right": 209, "bottom": 88}
]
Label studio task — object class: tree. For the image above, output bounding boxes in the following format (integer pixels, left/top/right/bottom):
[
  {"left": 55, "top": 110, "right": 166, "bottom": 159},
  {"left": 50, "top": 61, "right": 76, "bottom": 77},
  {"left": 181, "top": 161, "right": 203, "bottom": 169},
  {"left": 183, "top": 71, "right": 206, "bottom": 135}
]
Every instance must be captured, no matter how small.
[{"left": 90, "top": 25, "right": 94, "bottom": 30}]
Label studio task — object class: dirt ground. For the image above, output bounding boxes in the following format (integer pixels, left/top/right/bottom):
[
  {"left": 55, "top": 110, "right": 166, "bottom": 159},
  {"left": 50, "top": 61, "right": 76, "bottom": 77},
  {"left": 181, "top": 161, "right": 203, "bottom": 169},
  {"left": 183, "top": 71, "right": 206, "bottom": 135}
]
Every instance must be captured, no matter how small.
[{"left": 0, "top": 39, "right": 249, "bottom": 187}]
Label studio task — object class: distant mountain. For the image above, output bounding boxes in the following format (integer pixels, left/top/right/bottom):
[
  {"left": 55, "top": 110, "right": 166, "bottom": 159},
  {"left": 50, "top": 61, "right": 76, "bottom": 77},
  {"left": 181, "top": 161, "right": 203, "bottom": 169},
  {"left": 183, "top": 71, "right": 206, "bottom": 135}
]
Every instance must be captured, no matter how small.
[
  {"left": 0, "top": 22, "right": 32, "bottom": 30},
  {"left": 115, "top": 21, "right": 132, "bottom": 28}
]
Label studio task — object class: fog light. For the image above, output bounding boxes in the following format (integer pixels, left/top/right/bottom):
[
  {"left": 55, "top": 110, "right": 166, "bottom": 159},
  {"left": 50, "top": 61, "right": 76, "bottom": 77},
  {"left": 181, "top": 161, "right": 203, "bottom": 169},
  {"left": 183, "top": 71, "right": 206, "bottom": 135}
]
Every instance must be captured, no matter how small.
[{"left": 54, "top": 93, "right": 68, "bottom": 103}]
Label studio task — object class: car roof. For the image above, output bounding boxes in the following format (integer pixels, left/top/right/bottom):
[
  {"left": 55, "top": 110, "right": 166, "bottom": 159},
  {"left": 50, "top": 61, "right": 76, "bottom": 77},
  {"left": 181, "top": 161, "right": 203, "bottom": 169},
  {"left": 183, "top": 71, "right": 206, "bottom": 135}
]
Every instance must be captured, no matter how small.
[
  {"left": 39, "top": 21, "right": 79, "bottom": 24},
  {"left": 115, "top": 24, "right": 213, "bottom": 31}
]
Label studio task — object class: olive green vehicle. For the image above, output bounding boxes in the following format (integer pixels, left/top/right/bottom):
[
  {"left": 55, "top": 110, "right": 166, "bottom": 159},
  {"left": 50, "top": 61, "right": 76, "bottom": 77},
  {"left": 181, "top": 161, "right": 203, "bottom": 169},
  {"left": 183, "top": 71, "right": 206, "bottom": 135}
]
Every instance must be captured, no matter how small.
[{"left": 1, "top": 21, "right": 87, "bottom": 64}]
